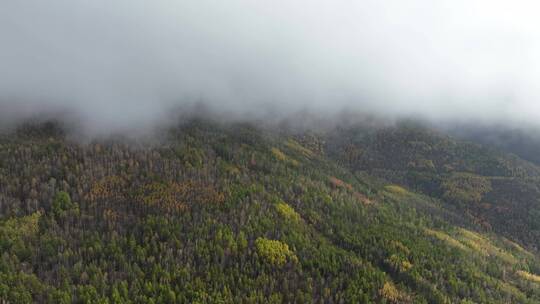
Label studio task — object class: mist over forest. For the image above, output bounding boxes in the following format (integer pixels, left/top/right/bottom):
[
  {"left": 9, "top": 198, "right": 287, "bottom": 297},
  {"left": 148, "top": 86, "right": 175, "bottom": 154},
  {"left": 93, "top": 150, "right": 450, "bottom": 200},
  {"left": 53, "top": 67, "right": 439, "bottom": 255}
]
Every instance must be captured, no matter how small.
[
  {"left": 2, "top": 0, "right": 540, "bottom": 133},
  {"left": 3, "top": 1, "right": 540, "bottom": 304}
]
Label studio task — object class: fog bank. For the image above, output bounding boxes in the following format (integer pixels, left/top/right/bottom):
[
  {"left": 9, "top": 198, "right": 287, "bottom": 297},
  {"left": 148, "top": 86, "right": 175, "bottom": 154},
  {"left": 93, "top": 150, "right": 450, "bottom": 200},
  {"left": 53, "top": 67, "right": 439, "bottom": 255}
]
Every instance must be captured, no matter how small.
[{"left": 1, "top": 0, "right": 540, "bottom": 132}]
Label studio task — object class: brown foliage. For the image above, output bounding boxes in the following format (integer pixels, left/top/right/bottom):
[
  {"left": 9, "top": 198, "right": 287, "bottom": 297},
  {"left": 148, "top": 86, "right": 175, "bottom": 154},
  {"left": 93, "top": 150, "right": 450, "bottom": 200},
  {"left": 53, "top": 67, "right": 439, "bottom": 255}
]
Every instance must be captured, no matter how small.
[
  {"left": 134, "top": 180, "right": 225, "bottom": 213},
  {"left": 87, "top": 176, "right": 129, "bottom": 202}
]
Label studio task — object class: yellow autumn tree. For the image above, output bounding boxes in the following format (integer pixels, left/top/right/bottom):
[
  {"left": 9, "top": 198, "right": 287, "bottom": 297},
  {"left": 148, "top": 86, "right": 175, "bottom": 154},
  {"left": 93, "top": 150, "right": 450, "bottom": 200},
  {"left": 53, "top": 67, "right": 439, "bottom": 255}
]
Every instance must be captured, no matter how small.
[{"left": 255, "top": 238, "right": 298, "bottom": 267}]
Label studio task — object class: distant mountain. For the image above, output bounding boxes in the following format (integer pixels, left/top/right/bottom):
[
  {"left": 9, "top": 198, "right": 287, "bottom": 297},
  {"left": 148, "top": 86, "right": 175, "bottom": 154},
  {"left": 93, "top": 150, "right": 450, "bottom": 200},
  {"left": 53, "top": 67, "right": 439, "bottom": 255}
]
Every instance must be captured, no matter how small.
[
  {"left": 445, "top": 123, "right": 540, "bottom": 166},
  {"left": 1, "top": 119, "right": 540, "bottom": 303}
]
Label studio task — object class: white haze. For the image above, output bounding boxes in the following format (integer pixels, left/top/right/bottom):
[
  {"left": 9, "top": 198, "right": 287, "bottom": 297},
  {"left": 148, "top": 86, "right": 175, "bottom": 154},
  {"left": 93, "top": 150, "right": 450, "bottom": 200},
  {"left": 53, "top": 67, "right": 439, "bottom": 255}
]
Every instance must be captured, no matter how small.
[{"left": 1, "top": 0, "right": 540, "bottom": 132}]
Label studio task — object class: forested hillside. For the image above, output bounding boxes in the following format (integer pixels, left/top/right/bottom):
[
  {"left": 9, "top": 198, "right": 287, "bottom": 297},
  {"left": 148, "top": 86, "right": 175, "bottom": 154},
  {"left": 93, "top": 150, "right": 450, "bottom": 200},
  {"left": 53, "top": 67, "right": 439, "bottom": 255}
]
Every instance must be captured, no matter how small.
[
  {"left": 326, "top": 122, "right": 540, "bottom": 249},
  {"left": 446, "top": 123, "right": 540, "bottom": 167},
  {"left": 1, "top": 119, "right": 540, "bottom": 303}
]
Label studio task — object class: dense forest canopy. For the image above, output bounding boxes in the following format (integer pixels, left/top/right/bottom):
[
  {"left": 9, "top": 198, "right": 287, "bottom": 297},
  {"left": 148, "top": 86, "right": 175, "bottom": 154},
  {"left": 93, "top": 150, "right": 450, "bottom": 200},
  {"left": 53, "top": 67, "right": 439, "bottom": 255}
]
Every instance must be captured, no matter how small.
[
  {"left": 0, "top": 118, "right": 540, "bottom": 303},
  {"left": 4, "top": 0, "right": 540, "bottom": 302}
]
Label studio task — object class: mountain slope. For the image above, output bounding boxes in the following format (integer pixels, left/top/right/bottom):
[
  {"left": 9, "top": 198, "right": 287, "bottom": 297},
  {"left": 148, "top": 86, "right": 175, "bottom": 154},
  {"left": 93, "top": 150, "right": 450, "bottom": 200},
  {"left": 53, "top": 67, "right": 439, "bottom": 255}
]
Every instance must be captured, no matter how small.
[
  {"left": 327, "top": 121, "right": 540, "bottom": 249},
  {"left": 0, "top": 120, "right": 540, "bottom": 303}
]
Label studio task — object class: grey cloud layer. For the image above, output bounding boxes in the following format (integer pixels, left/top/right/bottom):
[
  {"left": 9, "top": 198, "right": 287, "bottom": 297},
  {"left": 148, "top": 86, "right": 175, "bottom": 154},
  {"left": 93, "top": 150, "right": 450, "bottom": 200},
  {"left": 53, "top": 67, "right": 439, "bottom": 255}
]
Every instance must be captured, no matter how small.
[{"left": 1, "top": 0, "right": 539, "bottom": 130}]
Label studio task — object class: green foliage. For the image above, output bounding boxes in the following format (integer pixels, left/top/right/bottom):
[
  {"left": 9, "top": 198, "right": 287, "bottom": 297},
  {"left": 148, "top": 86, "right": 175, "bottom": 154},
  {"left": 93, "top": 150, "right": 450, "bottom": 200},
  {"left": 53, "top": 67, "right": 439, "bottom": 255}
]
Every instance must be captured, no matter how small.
[
  {"left": 385, "top": 254, "right": 413, "bottom": 273},
  {"left": 0, "top": 212, "right": 41, "bottom": 259},
  {"left": 328, "top": 122, "right": 540, "bottom": 248},
  {"left": 176, "top": 146, "right": 204, "bottom": 168},
  {"left": 52, "top": 191, "right": 75, "bottom": 219},
  {"left": 441, "top": 173, "right": 492, "bottom": 204},
  {"left": 0, "top": 119, "right": 539, "bottom": 303}
]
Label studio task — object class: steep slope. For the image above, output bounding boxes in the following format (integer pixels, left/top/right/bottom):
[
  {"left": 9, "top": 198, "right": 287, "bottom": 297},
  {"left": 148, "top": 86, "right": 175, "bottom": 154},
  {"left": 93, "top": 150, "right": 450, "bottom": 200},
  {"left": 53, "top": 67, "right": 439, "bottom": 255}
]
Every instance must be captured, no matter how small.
[
  {"left": 326, "top": 121, "right": 540, "bottom": 250},
  {"left": 0, "top": 120, "right": 539, "bottom": 303}
]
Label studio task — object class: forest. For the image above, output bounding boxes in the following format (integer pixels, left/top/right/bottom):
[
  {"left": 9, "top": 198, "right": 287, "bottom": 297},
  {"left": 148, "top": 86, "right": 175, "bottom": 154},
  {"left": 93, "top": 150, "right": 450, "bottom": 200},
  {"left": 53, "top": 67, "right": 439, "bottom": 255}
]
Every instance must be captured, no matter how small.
[{"left": 1, "top": 118, "right": 540, "bottom": 303}]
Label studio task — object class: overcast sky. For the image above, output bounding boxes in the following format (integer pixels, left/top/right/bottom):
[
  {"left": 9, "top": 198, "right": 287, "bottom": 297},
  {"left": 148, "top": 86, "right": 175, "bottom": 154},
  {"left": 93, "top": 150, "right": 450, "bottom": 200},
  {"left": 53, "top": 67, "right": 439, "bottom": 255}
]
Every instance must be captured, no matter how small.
[{"left": 1, "top": 0, "right": 540, "bottom": 131}]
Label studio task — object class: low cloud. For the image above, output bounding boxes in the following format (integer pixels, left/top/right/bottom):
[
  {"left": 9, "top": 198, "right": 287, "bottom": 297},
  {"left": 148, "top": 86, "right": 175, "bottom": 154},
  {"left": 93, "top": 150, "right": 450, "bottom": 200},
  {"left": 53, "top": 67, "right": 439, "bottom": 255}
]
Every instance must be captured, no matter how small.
[{"left": 1, "top": 0, "right": 540, "bottom": 132}]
